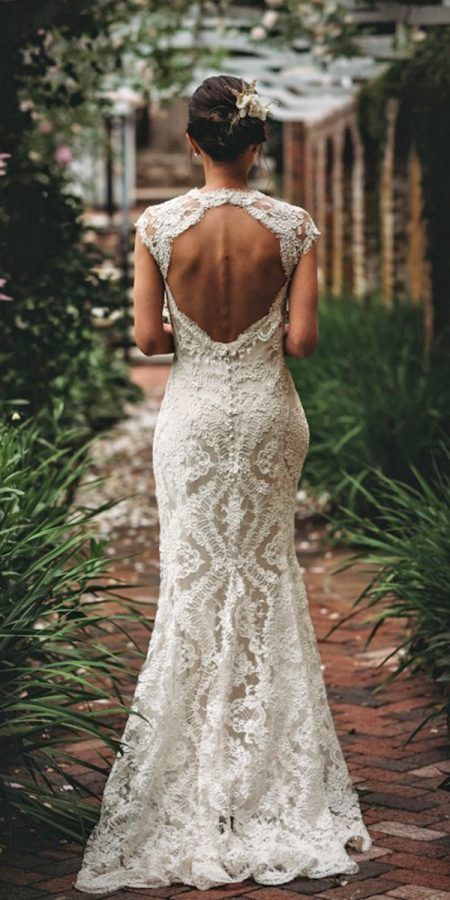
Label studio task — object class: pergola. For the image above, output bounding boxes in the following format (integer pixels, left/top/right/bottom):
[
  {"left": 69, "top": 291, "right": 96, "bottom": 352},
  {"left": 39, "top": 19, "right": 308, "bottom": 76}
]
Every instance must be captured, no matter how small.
[{"left": 88, "top": 2, "right": 449, "bottom": 308}]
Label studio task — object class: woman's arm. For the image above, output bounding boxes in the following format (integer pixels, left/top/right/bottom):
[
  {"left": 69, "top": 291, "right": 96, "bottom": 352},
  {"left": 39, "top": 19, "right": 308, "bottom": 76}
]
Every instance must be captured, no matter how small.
[
  {"left": 283, "top": 243, "right": 319, "bottom": 359},
  {"left": 133, "top": 230, "right": 174, "bottom": 356}
]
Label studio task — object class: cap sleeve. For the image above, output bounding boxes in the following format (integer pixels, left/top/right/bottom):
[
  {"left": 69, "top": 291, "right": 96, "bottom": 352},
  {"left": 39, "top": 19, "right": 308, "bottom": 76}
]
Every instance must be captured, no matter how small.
[
  {"left": 296, "top": 208, "right": 321, "bottom": 257},
  {"left": 134, "top": 205, "right": 159, "bottom": 258}
]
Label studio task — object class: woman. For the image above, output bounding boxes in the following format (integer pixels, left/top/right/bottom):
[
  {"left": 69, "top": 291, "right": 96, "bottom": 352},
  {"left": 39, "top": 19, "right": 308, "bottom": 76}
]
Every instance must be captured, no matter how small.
[{"left": 75, "top": 74, "right": 371, "bottom": 895}]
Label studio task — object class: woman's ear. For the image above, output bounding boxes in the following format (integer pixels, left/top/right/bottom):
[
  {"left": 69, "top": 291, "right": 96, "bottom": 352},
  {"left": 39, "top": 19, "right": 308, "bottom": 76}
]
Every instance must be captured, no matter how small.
[{"left": 185, "top": 132, "right": 199, "bottom": 156}]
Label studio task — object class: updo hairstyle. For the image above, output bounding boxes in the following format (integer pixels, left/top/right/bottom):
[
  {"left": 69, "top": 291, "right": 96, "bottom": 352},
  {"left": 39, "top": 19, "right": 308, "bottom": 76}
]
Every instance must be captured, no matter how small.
[{"left": 186, "top": 75, "right": 267, "bottom": 162}]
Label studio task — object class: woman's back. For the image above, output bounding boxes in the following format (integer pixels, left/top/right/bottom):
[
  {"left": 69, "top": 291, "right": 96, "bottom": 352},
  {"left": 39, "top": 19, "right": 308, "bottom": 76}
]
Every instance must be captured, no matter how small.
[
  {"left": 167, "top": 195, "right": 285, "bottom": 343},
  {"left": 135, "top": 187, "right": 320, "bottom": 350}
]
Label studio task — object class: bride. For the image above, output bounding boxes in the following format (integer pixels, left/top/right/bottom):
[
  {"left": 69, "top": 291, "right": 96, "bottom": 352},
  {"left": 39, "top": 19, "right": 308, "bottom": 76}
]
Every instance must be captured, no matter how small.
[{"left": 75, "top": 74, "right": 372, "bottom": 894}]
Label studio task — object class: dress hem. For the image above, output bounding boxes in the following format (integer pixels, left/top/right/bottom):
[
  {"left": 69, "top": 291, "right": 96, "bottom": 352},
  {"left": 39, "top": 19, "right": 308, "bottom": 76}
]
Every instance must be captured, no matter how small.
[{"left": 74, "top": 830, "right": 372, "bottom": 895}]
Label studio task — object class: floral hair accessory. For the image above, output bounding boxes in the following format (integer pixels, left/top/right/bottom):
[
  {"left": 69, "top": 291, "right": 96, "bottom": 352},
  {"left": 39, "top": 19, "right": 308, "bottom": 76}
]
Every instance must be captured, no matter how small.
[{"left": 228, "top": 79, "right": 273, "bottom": 132}]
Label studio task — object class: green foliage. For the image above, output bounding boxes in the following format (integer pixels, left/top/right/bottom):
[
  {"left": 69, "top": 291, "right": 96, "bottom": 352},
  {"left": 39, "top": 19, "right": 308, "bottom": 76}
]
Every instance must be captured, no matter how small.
[
  {"left": 0, "top": 1, "right": 224, "bottom": 148},
  {"left": 0, "top": 1, "right": 142, "bottom": 433},
  {"left": 0, "top": 141, "right": 139, "bottom": 431},
  {"left": 357, "top": 28, "right": 450, "bottom": 334},
  {"left": 0, "top": 410, "right": 150, "bottom": 841},
  {"left": 287, "top": 297, "right": 450, "bottom": 515},
  {"left": 326, "top": 451, "right": 450, "bottom": 738}
]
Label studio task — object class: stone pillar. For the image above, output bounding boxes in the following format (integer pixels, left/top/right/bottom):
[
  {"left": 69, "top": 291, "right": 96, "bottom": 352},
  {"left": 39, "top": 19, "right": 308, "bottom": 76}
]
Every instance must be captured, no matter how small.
[
  {"left": 380, "top": 99, "right": 398, "bottom": 305},
  {"left": 304, "top": 136, "right": 315, "bottom": 213},
  {"left": 408, "top": 148, "right": 433, "bottom": 349},
  {"left": 351, "top": 126, "right": 366, "bottom": 299},
  {"left": 332, "top": 128, "right": 344, "bottom": 297},
  {"left": 283, "top": 121, "right": 306, "bottom": 206},
  {"left": 315, "top": 136, "right": 327, "bottom": 293},
  {"left": 408, "top": 148, "right": 427, "bottom": 304}
]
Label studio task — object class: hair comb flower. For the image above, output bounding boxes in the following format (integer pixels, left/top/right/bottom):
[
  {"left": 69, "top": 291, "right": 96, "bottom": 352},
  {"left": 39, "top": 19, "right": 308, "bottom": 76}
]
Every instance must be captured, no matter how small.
[{"left": 228, "top": 79, "right": 273, "bottom": 132}]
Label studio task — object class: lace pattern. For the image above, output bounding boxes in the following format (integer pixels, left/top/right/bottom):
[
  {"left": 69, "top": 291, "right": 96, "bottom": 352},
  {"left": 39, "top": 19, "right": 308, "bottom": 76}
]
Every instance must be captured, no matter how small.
[
  {"left": 135, "top": 188, "right": 321, "bottom": 279},
  {"left": 75, "top": 189, "right": 371, "bottom": 895},
  {"left": 134, "top": 188, "right": 320, "bottom": 323}
]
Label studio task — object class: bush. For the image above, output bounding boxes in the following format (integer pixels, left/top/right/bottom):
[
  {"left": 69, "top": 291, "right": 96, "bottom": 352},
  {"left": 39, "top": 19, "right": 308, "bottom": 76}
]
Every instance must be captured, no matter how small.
[
  {"left": 287, "top": 296, "right": 450, "bottom": 516},
  {"left": 0, "top": 137, "right": 140, "bottom": 435},
  {"left": 326, "top": 449, "right": 450, "bottom": 738},
  {"left": 0, "top": 408, "right": 150, "bottom": 841}
]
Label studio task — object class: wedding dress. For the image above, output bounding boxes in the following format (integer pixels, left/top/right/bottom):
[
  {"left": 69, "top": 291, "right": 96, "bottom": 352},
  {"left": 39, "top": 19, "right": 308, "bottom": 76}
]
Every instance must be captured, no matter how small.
[{"left": 75, "top": 187, "right": 372, "bottom": 894}]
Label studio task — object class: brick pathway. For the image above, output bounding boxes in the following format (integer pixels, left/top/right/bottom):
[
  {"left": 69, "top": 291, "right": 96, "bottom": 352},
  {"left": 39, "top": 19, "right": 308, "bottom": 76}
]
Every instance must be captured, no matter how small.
[{"left": 1, "top": 365, "right": 449, "bottom": 900}]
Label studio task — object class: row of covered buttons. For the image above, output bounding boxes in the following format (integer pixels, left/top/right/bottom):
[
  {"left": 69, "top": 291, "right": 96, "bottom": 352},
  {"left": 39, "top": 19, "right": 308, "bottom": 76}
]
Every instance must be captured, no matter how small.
[{"left": 217, "top": 344, "right": 237, "bottom": 358}]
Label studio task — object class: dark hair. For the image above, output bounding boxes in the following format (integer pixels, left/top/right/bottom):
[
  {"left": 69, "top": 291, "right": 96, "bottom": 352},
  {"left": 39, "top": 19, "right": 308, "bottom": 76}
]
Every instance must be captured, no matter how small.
[{"left": 187, "top": 75, "right": 267, "bottom": 162}]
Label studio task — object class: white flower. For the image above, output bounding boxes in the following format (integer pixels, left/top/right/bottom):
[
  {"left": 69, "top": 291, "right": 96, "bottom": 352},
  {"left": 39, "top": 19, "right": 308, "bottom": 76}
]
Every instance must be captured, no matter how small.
[
  {"left": 231, "top": 79, "right": 273, "bottom": 122},
  {"left": 262, "top": 10, "right": 279, "bottom": 28},
  {"left": 241, "top": 95, "right": 270, "bottom": 121},
  {"left": 251, "top": 25, "right": 267, "bottom": 41}
]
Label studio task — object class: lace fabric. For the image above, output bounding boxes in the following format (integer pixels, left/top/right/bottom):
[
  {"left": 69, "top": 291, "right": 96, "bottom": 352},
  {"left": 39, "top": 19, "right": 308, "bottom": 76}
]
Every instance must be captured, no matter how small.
[
  {"left": 75, "top": 188, "right": 371, "bottom": 895},
  {"left": 134, "top": 187, "right": 321, "bottom": 325}
]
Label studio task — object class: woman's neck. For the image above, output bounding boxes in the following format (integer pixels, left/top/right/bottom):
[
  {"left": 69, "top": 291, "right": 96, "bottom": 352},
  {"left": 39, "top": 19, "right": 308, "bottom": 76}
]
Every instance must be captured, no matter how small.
[{"left": 200, "top": 167, "right": 249, "bottom": 191}]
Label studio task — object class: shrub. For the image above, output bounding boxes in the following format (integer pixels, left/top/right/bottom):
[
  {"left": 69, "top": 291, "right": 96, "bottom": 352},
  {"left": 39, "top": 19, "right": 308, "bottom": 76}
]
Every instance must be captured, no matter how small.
[
  {"left": 0, "top": 137, "right": 140, "bottom": 434},
  {"left": 0, "top": 409, "right": 150, "bottom": 841},
  {"left": 287, "top": 296, "right": 450, "bottom": 516},
  {"left": 325, "top": 449, "right": 450, "bottom": 738}
]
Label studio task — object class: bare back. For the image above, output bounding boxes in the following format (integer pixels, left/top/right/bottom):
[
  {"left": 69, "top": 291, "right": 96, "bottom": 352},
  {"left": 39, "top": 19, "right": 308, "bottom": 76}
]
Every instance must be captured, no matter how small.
[
  {"left": 168, "top": 202, "right": 286, "bottom": 343},
  {"left": 134, "top": 187, "right": 320, "bottom": 354}
]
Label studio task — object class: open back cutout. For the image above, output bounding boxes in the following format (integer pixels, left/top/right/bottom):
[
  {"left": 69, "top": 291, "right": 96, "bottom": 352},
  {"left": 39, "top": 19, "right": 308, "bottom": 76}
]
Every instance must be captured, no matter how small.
[
  {"left": 167, "top": 205, "right": 286, "bottom": 344},
  {"left": 135, "top": 188, "right": 321, "bottom": 345}
]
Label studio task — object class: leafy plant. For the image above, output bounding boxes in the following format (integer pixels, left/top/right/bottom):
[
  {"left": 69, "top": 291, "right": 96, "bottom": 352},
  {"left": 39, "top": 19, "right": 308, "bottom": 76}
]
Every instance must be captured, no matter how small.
[
  {"left": 0, "top": 410, "right": 151, "bottom": 841},
  {"left": 287, "top": 296, "right": 450, "bottom": 517},
  {"left": 0, "top": 0, "right": 143, "bottom": 434},
  {"left": 324, "top": 447, "right": 450, "bottom": 739},
  {"left": 0, "top": 130, "right": 140, "bottom": 433}
]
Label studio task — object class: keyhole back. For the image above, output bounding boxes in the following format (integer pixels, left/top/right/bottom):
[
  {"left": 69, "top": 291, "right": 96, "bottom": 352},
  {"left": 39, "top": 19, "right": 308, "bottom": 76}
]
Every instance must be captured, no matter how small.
[{"left": 166, "top": 204, "right": 286, "bottom": 344}]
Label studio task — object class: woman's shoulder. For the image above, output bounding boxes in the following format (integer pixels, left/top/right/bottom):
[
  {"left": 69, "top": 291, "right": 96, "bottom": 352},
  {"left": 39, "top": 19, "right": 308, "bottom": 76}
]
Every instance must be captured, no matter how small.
[
  {"left": 259, "top": 191, "right": 314, "bottom": 219},
  {"left": 133, "top": 193, "right": 189, "bottom": 237},
  {"left": 134, "top": 190, "right": 199, "bottom": 227},
  {"left": 257, "top": 192, "right": 320, "bottom": 239}
]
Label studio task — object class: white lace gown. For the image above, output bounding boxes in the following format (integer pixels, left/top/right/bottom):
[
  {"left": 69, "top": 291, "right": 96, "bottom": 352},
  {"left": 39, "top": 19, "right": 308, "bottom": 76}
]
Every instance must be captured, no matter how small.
[{"left": 75, "top": 188, "right": 372, "bottom": 894}]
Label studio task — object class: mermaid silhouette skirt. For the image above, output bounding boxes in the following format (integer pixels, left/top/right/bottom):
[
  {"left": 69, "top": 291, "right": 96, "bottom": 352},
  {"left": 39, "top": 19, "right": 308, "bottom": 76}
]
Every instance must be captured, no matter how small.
[{"left": 74, "top": 272, "right": 372, "bottom": 894}]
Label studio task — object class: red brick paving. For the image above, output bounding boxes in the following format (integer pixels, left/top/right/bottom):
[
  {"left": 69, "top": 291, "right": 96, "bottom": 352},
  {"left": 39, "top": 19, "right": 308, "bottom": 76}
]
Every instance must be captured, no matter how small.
[{"left": 1, "top": 364, "right": 449, "bottom": 900}]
